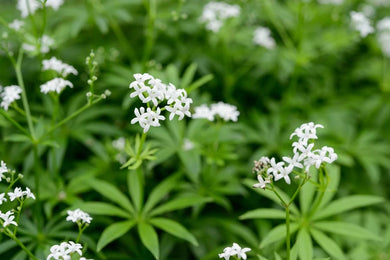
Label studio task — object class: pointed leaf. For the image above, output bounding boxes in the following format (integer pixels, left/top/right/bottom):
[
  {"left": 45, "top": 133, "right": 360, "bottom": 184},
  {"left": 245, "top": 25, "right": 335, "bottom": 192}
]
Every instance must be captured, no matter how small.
[
  {"left": 299, "top": 169, "right": 318, "bottom": 214},
  {"left": 317, "top": 165, "right": 340, "bottom": 210},
  {"left": 150, "top": 217, "right": 198, "bottom": 246},
  {"left": 143, "top": 173, "right": 180, "bottom": 214},
  {"left": 138, "top": 222, "right": 159, "bottom": 260},
  {"left": 313, "top": 195, "right": 383, "bottom": 220},
  {"left": 310, "top": 228, "right": 346, "bottom": 260},
  {"left": 314, "top": 221, "right": 381, "bottom": 241},
  {"left": 89, "top": 179, "right": 134, "bottom": 214},
  {"left": 74, "top": 202, "right": 131, "bottom": 218},
  {"left": 181, "top": 63, "right": 197, "bottom": 89},
  {"left": 240, "top": 208, "right": 286, "bottom": 220},
  {"left": 128, "top": 169, "right": 144, "bottom": 212},
  {"left": 297, "top": 229, "right": 313, "bottom": 260},
  {"left": 97, "top": 220, "right": 136, "bottom": 251},
  {"left": 260, "top": 223, "right": 299, "bottom": 248},
  {"left": 149, "top": 195, "right": 211, "bottom": 217}
]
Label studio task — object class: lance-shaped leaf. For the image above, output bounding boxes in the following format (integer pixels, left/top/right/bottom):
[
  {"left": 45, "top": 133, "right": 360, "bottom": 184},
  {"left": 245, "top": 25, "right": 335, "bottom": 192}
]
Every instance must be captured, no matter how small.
[
  {"left": 138, "top": 222, "right": 159, "bottom": 260},
  {"left": 239, "top": 208, "right": 286, "bottom": 220},
  {"left": 314, "top": 221, "right": 381, "bottom": 241},
  {"left": 149, "top": 217, "right": 198, "bottom": 246},
  {"left": 312, "top": 195, "right": 383, "bottom": 220},
  {"left": 74, "top": 201, "right": 132, "bottom": 218},
  {"left": 260, "top": 223, "right": 299, "bottom": 248},
  {"left": 89, "top": 179, "right": 134, "bottom": 214},
  {"left": 299, "top": 170, "right": 318, "bottom": 214},
  {"left": 143, "top": 173, "right": 180, "bottom": 214},
  {"left": 97, "top": 220, "right": 136, "bottom": 252},
  {"left": 310, "top": 228, "right": 346, "bottom": 260},
  {"left": 128, "top": 169, "right": 144, "bottom": 212},
  {"left": 297, "top": 228, "right": 313, "bottom": 260}
]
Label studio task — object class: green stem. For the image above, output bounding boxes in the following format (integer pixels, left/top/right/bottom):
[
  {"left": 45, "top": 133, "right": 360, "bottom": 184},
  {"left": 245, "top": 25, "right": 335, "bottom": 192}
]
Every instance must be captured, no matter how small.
[
  {"left": 0, "top": 110, "right": 31, "bottom": 138},
  {"left": 288, "top": 175, "right": 308, "bottom": 206},
  {"left": 13, "top": 49, "right": 36, "bottom": 140},
  {"left": 286, "top": 205, "right": 291, "bottom": 260},
  {"left": 33, "top": 145, "right": 43, "bottom": 232},
  {"left": 142, "top": 0, "right": 157, "bottom": 71},
  {"left": 47, "top": 97, "right": 103, "bottom": 134},
  {"left": 136, "top": 132, "right": 147, "bottom": 159},
  {"left": 308, "top": 166, "right": 328, "bottom": 218},
  {"left": 5, "top": 230, "right": 38, "bottom": 260},
  {"left": 270, "top": 183, "right": 287, "bottom": 206}
]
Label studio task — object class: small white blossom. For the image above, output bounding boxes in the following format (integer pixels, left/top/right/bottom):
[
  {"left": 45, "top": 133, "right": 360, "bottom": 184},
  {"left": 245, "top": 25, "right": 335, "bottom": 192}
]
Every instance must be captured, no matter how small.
[
  {"left": 183, "top": 138, "right": 195, "bottom": 151},
  {"left": 0, "top": 85, "right": 22, "bottom": 111},
  {"left": 317, "top": 0, "right": 343, "bottom": 4},
  {"left": 0, "top": 160, "right": 8, "bottom": 180},
  {"left": 211, "top": 102, "right": 239, "bottom": 122},
  {"left": 42, "top": 57, "right": 78, "bottom": 77},
  {"left": 200, "top": 2, "right": 241, "bottom": 32},
  {"left": 9, "top": 19, "right": 25, "bottom": 31},
  {"left": 253, "top": 27, "right": 276, "bottom": 49},
  {"left": 46, "top": 0, "right": 64, "bottom": 10},
  {"left": 40, "top": 78, "right": 73, "bottom": 94},
  {"left": 350, "top": 11, "right": 374, "bottom": 38},
  {"left": 0, "top": 211, "right": 18, "bottom": 227},
  {"left": 22, "top": 35, "right": 54, "bottom": 54},
  {"left": 17, "top": 0, "right": 41, "bottom": 17},
  {"left": 66, "top": 209, "right": 92, "bottom": 224},
  {"left": 377, "top": 17, "right": 390, "bottom": 57},
  {"left": 47, "top": 241, "right": 82, "bottom": 260},
  {"left": 267, "top": 158, "right": 285, "bottom": 178},
  {"left": 8, "top": 187, "right": 24, "bottom": 201},
  {"left": 112, "top": 137, "right": 126, "bottom": 151},
  {"left": 0, "top": 193, "right": 7, "bottom": 205},
  {"left": 24, "top": 187, "right": 36, "bottom": 200},
  {"left": 218, "top": 243, "right": 251, "bottom": 260},
  {"left": 192, "top": 104, "right": 214, "bottom": 121},
  {"left": 253, "top": 174, "right": 271, "bottom": 189}
]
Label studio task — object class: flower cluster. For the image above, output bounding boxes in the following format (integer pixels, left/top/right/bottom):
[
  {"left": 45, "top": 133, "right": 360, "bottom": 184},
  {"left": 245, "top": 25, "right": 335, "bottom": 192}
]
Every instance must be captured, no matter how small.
[
  {"left": 218, "top": 243, "right": 251, "bottom": 260},
  {"left": 200, "top": 2, "right": 240, "bottom": 32},
  {"left": 47, "top": 241, "right": 84, "bottom": 260},
  {"left": 0, "top": 85, "right": 22, "bottom": 111},
  {"left": 129, "top": 73, "right": 192, "bottom": 133},
  {"left": 42, "top": 57, "right": 78, "bottom": 77},
  {"left": 377, "top": 17, "right": 390, "bottom": 57},
  {"left": 253, "top": 122, "right": 337, "bottom": 189},
  {"left": 192, "top": 102, "right": 239, "bottom": 122},
  {"left": 7, "top": 187, "right": 36, "bottom": 201},
  {"left": 317, "top": 0, "right": 344, "bottom": 5},
  {"left": 66, "top": 209, "right": 92, "bottom": 224},
  {"left": 253, "top": 27, "right": 276, "bottom": 49},
  {"left": 8, "top": 19, "right": 24, "bottom": 31},
  {"left": 22, "top": 35, "right": 54, "bottom": 54},
  {"left": 40, "top": 78, "right": 73, "bottom": 94},
  {"left": 350, "top": 11, "right": 374, "bottom": 38},
  {"left": 0, "top": 210, "right": 18, "bottom": 227},
  {"left": 17, "top": 0, "right": 64, "bottom": 17}
]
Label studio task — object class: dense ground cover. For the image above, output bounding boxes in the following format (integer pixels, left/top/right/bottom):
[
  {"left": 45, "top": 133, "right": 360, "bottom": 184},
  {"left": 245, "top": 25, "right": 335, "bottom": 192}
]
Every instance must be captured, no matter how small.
[{"left": 0, "top": 0, "right": 390, "bottom": 259}]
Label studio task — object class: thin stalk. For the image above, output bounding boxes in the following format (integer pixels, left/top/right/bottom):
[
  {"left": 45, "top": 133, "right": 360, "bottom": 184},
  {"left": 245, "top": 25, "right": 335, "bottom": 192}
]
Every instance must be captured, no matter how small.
[
  {"left": 308, "top": 166, "right": 328, "bottom": 218},
  {"left": 33, "top": 145, "right": 43, "bottom": 232},
  {"left": 286, "top": 206, "right": 291, "bottom": 260},
  {"left": 270, "top": 184, "right": 287, "bottom": 206},
  {"left": 0, "top": 110, "right": 31, "bottom": 138},
  {"left": 5, "top": 230, "right": 38, "bottom": 260},
  {"left": 13, "top": 49, "right": 36, "bottom": 140},
  {"left": 142, "top": 0, "right": 157, "bottom": 71},
  {"left": 288, "top": 176, "right": 307, "bottom": 206},
  {"left": 136, "top": 132, "right": 147, "bottom": 159}
]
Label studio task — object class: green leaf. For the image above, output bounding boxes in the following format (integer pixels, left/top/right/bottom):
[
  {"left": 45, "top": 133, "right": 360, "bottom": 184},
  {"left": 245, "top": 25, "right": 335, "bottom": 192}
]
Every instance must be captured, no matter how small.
[
  {"left": 138, "top": 222, "right": 159, "bottom": 260},
  {"left": 299, "top": 170, "right": 318, "bottom": 214},
  {"left": 74, "top": 202, "right": 131, "bottom": 218},
  {"left": 4, "top": 134, "right": 31, "bottom": 143},
  {"left": 149, "top": 195, "right": 211, "bottom": 217},
  {"left": 97, "top": 220, "right": 136, "bottom": 251},
  {"left": 314, "top": 221, "right": 381, "bottom": 241},
  {"left": 313, "top": 195, "right": 383, "bottom": 220},
  {"left": 317, "top": 165, "right": 340, "bottom": 210},
  {"left": 128, "top": 169, "right": 144, "bottom": 212},
  {"left": 239, "top": 208, "right": 286, "bottom": 220},
  {"left": 186, "top": 74, "right": 214, "bottom": 94},
  {"left": 143, "top": 173, "right": 180, "bottom": 214},
  {"left": 260, "top": 223, "right": 299, "bottom": 248},
  {"left": 149, "top": 217, "right": 198, "bottom": 246},
  {"left": 89, "top": 179, "right": 134, "bottom": 214},
  {"left": 297, "top": 229, "right": 313, "bottom": 260},
  {"left": 310, "top": 228, "right": 346, "bottom": 260},
  {"left": 181, "top": 63, "right": 197, "bottom": 89}
]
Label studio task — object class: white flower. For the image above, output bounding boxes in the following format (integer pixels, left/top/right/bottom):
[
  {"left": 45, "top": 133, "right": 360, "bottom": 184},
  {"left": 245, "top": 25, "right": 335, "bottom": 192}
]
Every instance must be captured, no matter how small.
[
  {"left": 183, "top": 138, "right": 195, "bottom": 151},
  {"left": 9, "top": 19, "right": 25, "bottom": 31},
  {"left": 350, "top": 11, "right": 374, "bottom": 38},
  {"left": 46, "top": 0, "right": 64, "bottom": 10},
  {"left": 253, "top": 27, "right": 276, "bottom": 49},
  {"left": 1, "top": 85, "right": 22, "bottom": 110},
  {"left": 80, "top": 258, "right": 94, "bottom": 260},
  {"left": 17, "top": 0, "right": 41, "bottom": 17},
  {"left": 40, "top": 78, "right": 73, "bottom": 94},
  {"left": 22, "top": 35, "right": 54, "bottom": 54},
  {"left": 0, "top": 211, "right": 18, "bottom": 227},
  {"left": 218, "top": 243, "right": 251, "bottom": 260},
  {"left": 66, "top": 209, "right": 92, "bottom": 224},
  {"left": 274, "top": 165, "right": 292, "bottom": 184},
  {"left": 24, "top": 187, "right": 36, "bottom": 200},
  {"left": 42, "top": 57, "right": 78, "bottom": 77},
  {"left": 0, "top": 160, "right": 8, "bottom": 180},
  {"left": 0, "top": 193, "right": 7, "bottom": 205},
  {"left": 112, "top": 137, "right": 126, "bottom": 151},
  {"left": 8, "top": 187, "right": 24, "bottom": 201},
  {"left": 253, "top": 174, "right": 271, "bottom": 189},
  {"left": 211, "top": 102, "right": 240, "bottom": 122},
  {"left": 290, "top": 122, "right": 323, "bottom": 145},
  {"left": 47, "top": 241, "right": 83, "bottom": 260},
  {"left": 192, "top": 104, "right": 214, "bottom": 121},
  {"left": 200, "top": 2, "right": 241, "bottom": 32}
]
